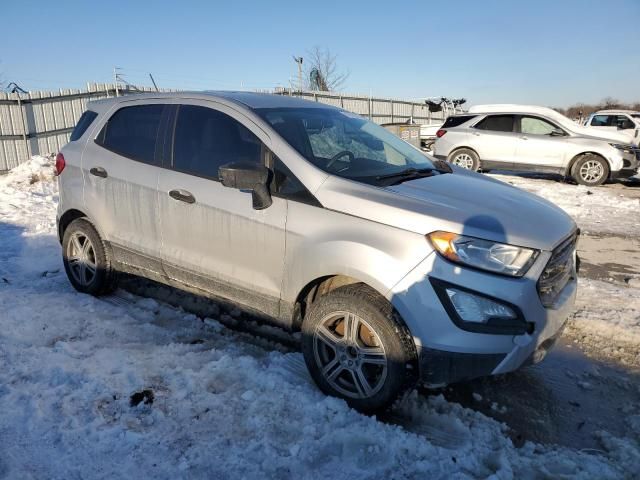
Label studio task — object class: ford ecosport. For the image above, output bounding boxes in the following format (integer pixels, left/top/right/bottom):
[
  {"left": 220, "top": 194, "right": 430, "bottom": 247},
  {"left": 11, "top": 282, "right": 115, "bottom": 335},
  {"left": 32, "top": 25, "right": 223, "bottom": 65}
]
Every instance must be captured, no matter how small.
[{"left": 56, "top": 92, "right": 578, "bottom": 412}]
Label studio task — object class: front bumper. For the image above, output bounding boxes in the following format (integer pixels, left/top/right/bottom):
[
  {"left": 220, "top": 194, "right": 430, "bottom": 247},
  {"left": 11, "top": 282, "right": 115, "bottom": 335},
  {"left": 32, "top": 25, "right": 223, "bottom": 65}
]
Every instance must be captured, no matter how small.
[
  {"left": 389, "top": 248, "right": 577, "bottom": 386},
  {"left": 610, "top": 150, "right": 639, "bottom": 178}
]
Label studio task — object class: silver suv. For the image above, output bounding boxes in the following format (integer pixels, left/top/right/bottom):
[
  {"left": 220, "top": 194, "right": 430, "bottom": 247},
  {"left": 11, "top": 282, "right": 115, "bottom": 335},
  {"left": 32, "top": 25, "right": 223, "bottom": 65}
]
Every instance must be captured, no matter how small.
[
  {"left": 56, "top": 92, "right": 578, "bottom": 412},
  {"left": 433, "top": 108, "right": 639, "bottom": 186}
]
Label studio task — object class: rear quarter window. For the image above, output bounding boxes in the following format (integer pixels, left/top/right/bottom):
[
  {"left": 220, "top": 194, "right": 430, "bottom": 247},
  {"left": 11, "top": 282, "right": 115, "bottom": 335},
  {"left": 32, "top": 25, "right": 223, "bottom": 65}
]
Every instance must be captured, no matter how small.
[
  {"left": 70, "top": 111, "right": 98, "bottom": 141},
  {"left": 442, "top": 115, "right": 477, "bottom": 128},
  {"left": 95, "top": 104, "right": 165, "bottom": 165}
]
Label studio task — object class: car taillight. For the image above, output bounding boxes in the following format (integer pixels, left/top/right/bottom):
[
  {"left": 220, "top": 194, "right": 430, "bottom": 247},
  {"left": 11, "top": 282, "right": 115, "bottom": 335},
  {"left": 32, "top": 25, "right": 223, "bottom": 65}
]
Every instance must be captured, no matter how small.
[
  {"left": 55, "top": 152, "right": 66, "bottom": 176},
  {"left": 436, "top": 129, "right": 447, "bottom": 138}
]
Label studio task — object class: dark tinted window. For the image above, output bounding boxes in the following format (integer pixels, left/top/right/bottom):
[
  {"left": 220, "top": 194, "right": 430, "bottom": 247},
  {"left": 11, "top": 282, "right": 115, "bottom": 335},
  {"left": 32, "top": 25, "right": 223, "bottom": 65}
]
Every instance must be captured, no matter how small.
[
  {"left": 70, "top": 111, "right": 98, "bottom": 141},
  {"left": 442, "top": 115, "right": 477, "bottom": 128},
  {"left": 270, "top": 157, "right": 320, "bottom": 206},
  {"left": 173, "top": 105, "right": 262, "bottom": 179},
  {"left": 590, "top": 114, "right": 611, "bottom": 126},
  {"left": 97, "top": 105, "right": 164, "bottom": 164},
  {"left": 474, "top": 115, "right": 515, "bottom": 132}
]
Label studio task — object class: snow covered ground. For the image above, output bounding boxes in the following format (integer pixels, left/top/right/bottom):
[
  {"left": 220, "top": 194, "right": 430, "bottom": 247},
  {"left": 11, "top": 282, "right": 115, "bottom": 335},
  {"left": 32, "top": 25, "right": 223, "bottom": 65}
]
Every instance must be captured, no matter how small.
[
  {"left": 490, "top": 172, "right": 640, "bottom": 237},
  {"left": 1, "top": 157, "right": 639, "bottom": 479}
]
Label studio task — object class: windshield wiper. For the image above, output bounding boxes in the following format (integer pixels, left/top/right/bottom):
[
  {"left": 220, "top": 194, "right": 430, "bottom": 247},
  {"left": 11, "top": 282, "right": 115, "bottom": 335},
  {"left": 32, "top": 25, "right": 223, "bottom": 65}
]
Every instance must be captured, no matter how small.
[{"left": 376, "top": 167, "right": 437, "bottom": 184}]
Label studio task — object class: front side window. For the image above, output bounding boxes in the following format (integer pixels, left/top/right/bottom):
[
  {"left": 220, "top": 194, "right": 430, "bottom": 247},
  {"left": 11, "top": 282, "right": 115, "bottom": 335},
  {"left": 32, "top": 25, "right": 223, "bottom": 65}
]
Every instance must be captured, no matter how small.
[
  {"left": 474, "top": 115, "right": 515, "bottom": 132},
  {"left": 172, "top": 105, "right": 262, "bottom": 179},
  {"left": 96, "top": 104, "right": 165, "bottom": 164},
  {"left": 520, "top": 116, "right": 558, "bottom": 135},
  {"left": 590, "top": 115, "right": 611, "bottom": 126},
  {"left": 270, "top": 156, "right": 319, "bottom": 206},
  {"left": 256, "top": 107, "right": 434, "bottom": 185}
]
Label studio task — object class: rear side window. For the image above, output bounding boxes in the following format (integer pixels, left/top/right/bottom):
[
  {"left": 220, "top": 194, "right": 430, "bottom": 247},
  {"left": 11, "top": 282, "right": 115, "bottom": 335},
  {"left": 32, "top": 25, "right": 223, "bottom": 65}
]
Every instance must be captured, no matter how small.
[
  {"left": 70, "top": 111, "right": 98, "bottom": 141},
  {"left": 474, "top": 115, "right": 515, "bottom": 132},
  {"left": 96, "top": 104, "right": 165, "bottom": 165},
  {"left": 442, "top": 115, "right": 477, "bottom": 128},
  {"left": 172, "top": 105, "right": 262, "bottom": 179}
]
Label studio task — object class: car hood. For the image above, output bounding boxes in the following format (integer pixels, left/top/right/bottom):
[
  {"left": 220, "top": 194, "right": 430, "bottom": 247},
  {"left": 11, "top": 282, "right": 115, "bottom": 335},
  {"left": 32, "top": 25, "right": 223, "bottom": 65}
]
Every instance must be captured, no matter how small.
[
  {"left": 567, "top": 125, "right": 632, "bottom": 144},
  {"left": 317, "top": 169, "right": 576, "bottom": 251}
]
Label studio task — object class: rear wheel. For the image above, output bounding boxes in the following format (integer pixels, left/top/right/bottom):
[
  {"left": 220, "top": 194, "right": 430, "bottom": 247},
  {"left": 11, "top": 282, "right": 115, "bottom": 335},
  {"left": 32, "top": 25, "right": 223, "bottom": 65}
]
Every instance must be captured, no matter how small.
[
  {"left": 572, "top": 154, "right": 609, "bottom": 186},
  {"left": 62, "top": 218, "right": 116, "bottom": 295},
  {"left": 301, "top": 284, "right": 418, "bottom": 413},
  {"left": 448, "top": 148, "right": 480, "bottom": 171}
]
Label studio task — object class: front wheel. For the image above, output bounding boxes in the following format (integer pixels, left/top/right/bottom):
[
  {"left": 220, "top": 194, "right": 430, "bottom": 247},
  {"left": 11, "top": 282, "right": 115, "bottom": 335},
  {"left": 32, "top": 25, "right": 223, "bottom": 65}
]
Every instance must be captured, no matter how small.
[
  {"left": 448, "top": 148, "right": 480, "bottom": 171},
  {"left": 301, "top": 284, "right": 418, "bottom": 413},
  {"left": 572, "top": 154, "right": 609, "bottom": 186}
]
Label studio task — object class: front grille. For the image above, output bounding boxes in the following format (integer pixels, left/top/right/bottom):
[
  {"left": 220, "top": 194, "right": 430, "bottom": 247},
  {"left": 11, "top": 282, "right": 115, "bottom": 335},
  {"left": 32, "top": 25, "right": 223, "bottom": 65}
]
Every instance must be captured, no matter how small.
[{"left": 538, "top": 233, "right": 577, "bottom": 307}]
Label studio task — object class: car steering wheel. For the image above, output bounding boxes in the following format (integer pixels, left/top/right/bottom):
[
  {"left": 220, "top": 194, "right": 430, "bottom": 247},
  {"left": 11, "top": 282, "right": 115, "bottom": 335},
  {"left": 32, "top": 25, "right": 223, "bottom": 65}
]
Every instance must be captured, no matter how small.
[{"left": 326, "top": 150, "right": 355, "bottom": 170}]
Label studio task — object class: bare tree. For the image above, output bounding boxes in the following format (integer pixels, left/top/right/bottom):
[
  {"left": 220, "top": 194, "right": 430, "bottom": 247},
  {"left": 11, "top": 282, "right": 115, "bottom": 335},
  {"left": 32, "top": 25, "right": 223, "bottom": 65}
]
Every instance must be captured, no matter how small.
[{"left": 304, "top": 46, "right": 349, "bottom": 92}]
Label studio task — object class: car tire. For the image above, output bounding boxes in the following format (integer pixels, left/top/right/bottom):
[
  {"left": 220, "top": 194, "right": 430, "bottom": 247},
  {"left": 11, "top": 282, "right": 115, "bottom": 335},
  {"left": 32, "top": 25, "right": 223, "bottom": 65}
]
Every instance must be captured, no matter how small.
[
  {"left": 62, "top": 218, "right": 116, "bottom": 295},
  {"left": 448, "top": 148, "right": 480, "bottom": 171},
  {"left": 301, "top": 283, "right": 418, "bottom": 413},
  {"left": 571, "top": 154, "right": 609, "bottom": 186}
]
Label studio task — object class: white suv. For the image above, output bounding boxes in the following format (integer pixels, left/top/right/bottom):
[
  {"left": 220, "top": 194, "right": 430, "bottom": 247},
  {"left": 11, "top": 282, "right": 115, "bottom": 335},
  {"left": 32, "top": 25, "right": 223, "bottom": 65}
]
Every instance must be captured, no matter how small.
[
  {"left": 433, "top": 105, "right": 639, "bottom": 186},
  {"left": 584, "top": 110, "right": 640, "bottom": 146}
]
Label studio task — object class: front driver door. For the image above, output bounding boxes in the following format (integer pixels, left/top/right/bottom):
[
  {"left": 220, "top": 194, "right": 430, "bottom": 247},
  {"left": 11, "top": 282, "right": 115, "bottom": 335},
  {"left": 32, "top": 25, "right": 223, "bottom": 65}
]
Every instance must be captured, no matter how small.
[
  {"left": 514, "top": 115, "right": 567, "bottom": 171},
  {"left": 157, "top": 102, "right": 287, "bottom": 319}
]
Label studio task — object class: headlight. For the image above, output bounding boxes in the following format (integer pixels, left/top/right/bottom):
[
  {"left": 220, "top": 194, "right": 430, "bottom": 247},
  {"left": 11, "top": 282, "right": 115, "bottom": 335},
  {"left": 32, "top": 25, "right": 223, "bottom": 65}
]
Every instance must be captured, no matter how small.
[
  {"left": 609, "top": 143, "right": 634, "bottom": 152},
  {"left": 427, "top": 231, "right": 539, "bottom": 277}
]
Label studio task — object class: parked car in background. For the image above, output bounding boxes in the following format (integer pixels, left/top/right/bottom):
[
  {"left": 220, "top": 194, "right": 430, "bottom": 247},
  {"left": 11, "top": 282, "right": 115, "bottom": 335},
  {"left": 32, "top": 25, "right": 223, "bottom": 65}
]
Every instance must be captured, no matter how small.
[
  {"left": 56, "top": 92, "right": 578, "bottom": 412},
  {"left": 584, "top": 110, "right": 640, "bottom": 147},
  {"left": 433, "top": 105, "right": 639, "bottom": 186}
]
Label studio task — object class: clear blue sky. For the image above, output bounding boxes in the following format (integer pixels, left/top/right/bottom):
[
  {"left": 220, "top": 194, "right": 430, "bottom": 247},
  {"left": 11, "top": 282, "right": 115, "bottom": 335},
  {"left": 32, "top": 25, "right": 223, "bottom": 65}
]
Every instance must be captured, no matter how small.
[{"left": 3, "top": 0, "right": 639, "bottom": 107}]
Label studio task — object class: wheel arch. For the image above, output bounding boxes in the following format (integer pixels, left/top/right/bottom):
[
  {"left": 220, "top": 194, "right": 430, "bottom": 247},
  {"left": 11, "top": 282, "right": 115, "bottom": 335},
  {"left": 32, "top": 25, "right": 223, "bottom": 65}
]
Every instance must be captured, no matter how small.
[
  {"left": 58, "top": 208, "right": 88, "bottom": 243},
  {"left": 565, "top": 151, "right": 611, "bottom": 177},
  {"left": 292, "top": 274, "right": 390, "bottom": 332},
  {"left": 447, "top": 146, "right": 480, "bottom": 160}
]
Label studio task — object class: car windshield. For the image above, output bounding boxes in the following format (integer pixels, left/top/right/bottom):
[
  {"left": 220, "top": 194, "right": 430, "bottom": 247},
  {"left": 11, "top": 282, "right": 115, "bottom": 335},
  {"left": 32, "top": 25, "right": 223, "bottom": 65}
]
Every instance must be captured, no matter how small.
[{"left": 255, "top": 107, "right": 435, "bottom": 185}]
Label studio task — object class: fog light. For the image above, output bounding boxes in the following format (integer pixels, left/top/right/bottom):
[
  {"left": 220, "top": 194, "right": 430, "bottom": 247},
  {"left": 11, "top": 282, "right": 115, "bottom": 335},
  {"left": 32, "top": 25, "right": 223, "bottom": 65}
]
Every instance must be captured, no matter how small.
[{"left": 445, "top": 288, "right": 517, "bottom": 324}]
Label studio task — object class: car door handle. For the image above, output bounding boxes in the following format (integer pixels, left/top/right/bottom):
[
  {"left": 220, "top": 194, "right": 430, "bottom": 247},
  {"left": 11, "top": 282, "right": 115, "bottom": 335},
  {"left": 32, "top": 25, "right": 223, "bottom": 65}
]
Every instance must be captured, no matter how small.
[
  {"left": 473, "top": 132, "right": 481, "bottom": 136},
  {"left": 89, "top": 167, "right": 108, "bottom": 178},
  {"left": 169, "top": 189, "right": 196, "bottom": 204},
  {"left": 520, "top": 136, "right": 528, "bottom": 140}
]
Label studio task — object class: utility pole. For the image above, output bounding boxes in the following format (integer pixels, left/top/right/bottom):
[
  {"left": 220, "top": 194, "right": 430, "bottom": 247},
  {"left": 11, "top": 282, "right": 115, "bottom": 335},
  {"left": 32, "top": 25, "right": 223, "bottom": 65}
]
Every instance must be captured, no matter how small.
[
  {"left": 149, "top": 73, "right": 159, "bottom": 91},
  {"left": 113, "top": 67, "right": 122, "bottom": 97},
  {"left": 292, "top": 56, "right": 303, "bottom": 92}
]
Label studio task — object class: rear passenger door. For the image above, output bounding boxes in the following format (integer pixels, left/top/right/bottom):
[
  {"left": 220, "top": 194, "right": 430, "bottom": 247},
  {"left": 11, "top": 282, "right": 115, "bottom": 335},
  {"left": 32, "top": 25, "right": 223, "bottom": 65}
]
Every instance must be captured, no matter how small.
[
  {"left": 468, "top": 114, "right": 518, "bottom": 167},
  {"left": 83, "top": 102, "right": 169, "bottom": 272},
  {"left": 157, "top": 102, "right": 287, "bottom": 318}
]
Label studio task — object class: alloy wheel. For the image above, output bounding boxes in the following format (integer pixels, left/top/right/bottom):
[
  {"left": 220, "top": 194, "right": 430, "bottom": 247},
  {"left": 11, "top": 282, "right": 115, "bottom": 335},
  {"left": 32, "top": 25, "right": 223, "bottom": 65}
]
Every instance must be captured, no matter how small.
[
  {"left": 452, "top": 153, "right": 474, "bottom": 169},
  {"left": 313, "top": 311, "right": 388, "bottom": 399},
  {"left": 579, "top": 160, "right": 604, "bottom": 183},
  {"left": 66, "top": 232, "right": 98, "bottom": 287}
]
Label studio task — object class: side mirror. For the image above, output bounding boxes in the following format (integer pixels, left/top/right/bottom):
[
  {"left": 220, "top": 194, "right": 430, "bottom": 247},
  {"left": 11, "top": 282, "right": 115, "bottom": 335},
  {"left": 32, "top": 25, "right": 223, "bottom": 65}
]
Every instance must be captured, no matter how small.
[
  {"left": 549, "top": 128, "right": 565, "bottom": 137},
  {"left": 219, "top": 162, "right": 273, "bottom": 210}
]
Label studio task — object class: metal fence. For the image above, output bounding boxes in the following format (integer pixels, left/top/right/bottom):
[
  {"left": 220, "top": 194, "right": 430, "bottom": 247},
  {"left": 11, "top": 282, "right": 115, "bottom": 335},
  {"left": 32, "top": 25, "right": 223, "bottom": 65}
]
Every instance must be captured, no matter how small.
[
  {"left": 272, "top": 88, "right": 445, "bottom": 126},
  {"left": 0, "top": 83, "right": 444, "bottom": 173}
]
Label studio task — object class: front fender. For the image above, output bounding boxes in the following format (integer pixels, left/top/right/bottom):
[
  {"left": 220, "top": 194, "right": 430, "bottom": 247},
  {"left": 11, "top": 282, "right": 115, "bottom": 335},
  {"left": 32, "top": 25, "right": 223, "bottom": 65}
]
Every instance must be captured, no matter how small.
[{"left": 281, "top": 202, "right": 430, "bottom": 304}]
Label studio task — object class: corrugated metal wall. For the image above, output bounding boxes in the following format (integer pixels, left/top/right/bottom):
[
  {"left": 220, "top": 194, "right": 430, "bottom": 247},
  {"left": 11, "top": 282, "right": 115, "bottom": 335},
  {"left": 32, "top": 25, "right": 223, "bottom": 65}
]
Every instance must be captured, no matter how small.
[
  {"left": 274, "top": 89, "right": 442, "bottom": 126},
  {"left": 0, "top": 84, "right": 444, "bottom": 173}
]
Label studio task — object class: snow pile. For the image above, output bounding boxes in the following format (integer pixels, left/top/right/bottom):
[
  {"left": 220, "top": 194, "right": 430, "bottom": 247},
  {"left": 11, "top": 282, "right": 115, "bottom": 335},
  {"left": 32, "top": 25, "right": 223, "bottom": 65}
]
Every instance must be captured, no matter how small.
[
  {"left": 1, "top": 158, "right": 639, "bottom": 478},
  {"left": 491, "top": 173, "right": 640, "bottom": 237},
  {"left": 568, "top": 278, "right": 640, "bottom": 366}
]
